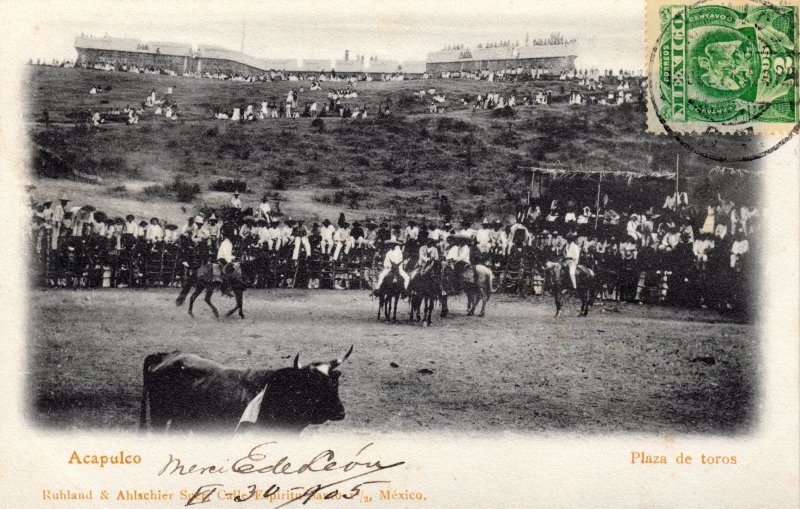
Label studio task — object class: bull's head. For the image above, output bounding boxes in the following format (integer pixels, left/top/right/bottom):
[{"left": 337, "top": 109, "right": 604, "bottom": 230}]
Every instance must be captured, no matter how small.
[{"left": 259, "top": 346, "right": 353, "bottom": 431}]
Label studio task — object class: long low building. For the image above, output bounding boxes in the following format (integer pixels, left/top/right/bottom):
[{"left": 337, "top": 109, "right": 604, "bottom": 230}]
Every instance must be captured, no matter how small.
[
  {"left": 74, "top": 34, "right": 424, "bottom": 76},
  {"left": 425, "top": 43, "right": 577, "bottom": 74}
]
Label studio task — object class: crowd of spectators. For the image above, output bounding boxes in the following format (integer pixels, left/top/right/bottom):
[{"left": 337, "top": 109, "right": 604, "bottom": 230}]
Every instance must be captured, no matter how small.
[{"left": 27, "top": 187, "right": 757, "bottom": 313}]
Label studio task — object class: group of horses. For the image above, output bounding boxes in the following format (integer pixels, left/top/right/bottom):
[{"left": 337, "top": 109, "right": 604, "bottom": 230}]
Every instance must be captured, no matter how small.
[
  {"left": 174, "top": 244, "right": 599, "bottom": 324},
  {"left": 373, "top": 257, "right": 597, "bottom": 326},
  {"left": 373, "top": 260, "right": 493, "bottom": 326}
]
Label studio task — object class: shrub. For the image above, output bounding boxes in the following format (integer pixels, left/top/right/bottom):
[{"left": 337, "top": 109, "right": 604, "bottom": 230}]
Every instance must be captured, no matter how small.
[
  {"left": 142, "top": 184, "right": 172, "bottom": 199},
  {"left": 310, "top": 117, "right": 325, "bottom": 132},
  {"left": 328, "top": 175, "right": 343, "bottom": 187},
  {"left": 467, "top": 182, "right": 486, "bottom": 195},
  {"left": 172, "top": 177, "right": 202, "bottom": 203},
  {"left": 33, "top": 148, "right": 74, "bottom": 178},
  {"left": 204, "top": 126, "right": 219, "bottom": 137},
  {"left": 436, "top": 117, "right": 473, "bottom": 132},
  {"left": 491, "top": 106, "right": 516, "bottom": 118},
  {"left": 354, "top": 155, "right": 370, "bottom": 167},
  {"left": 385, "top": 176, "right": 406, "bottom": 189},
  {"left": 142, "top": 177, "right": 201, "bottom": 203},
  {"left": 271, "top": 175, "right": 288, "bottom": 190},
  {"left": 209, "top": 179, "right": 247, "bottom": 193}
]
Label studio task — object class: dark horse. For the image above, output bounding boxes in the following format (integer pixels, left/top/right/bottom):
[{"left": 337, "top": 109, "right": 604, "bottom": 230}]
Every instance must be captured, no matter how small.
[
  {"left": 375, "top": 267, "right": 405, "bottom": 322},
  {"left": 176, "top": 261, "right": 252, "bottom": 319},
  {"left": 408, "top": 260, "right": 441, "bottom": 326},
  {"left": 544, "top": 260, "right": 597, "bottom": 317},
  {"left": 441, "top": 262, "right": 493, "bottom": 317}
]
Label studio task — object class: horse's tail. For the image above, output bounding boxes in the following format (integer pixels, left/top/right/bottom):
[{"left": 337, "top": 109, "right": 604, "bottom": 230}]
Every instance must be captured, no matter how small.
[{"left": 475, "top": 264, "right": 493, "bottom": 295}]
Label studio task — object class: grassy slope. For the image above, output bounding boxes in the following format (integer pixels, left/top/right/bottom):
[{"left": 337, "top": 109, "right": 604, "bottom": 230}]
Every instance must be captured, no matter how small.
[{"left": 26, "top": 66, "right": 759, "bottom": 224}]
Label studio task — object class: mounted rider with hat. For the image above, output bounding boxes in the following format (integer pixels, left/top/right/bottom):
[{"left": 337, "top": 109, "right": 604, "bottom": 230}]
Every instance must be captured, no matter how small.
[
  {"left": 214, "top": 223, "right": 239, "bottom": 297},
  {"left": 373, "top": 239, "right": 409, "bottom": 295}
]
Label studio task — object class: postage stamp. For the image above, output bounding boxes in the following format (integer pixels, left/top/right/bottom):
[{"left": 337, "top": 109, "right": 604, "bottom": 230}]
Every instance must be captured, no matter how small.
[{"left": 647, "top": 0, "right": 800, "bottom": 134}]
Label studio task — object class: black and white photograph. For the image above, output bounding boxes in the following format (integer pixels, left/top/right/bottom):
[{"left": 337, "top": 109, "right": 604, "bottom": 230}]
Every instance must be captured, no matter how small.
[
  {"left": 24, "top": 1, "right": 762, "bottom": 435},
  {"left": 1, "top": 0, "right": 798, "bottom": 507}
]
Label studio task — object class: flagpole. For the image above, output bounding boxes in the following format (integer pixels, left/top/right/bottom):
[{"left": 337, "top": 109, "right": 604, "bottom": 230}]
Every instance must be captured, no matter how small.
[{"left": 675, "top": 154, "right": 680, "bottom": 198}]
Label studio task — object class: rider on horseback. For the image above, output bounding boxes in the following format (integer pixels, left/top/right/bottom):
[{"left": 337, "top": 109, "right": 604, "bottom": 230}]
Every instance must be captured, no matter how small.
[
  {"left": 564, "top": 232, "right": 581, "bottom": 290},
  {"left": 214, "top": 224, "right": 237, "bottom": 297},
  {"left": 416, "top": 234, "right": 440, "bottom": 274},
  {"left": 561, "top": 232, "right": 595, "bottom": 290},
  {"left": 444, "top": 233, "right": 473, "bottom": 294},
  {"left": 373, "top": 240, "right": 409, "bottom": 295}
]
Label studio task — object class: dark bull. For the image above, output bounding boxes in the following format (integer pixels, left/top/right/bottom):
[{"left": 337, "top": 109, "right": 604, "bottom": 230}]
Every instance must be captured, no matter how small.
[{"left": 140, "top": 346, "right": 353, "bottom": 433}]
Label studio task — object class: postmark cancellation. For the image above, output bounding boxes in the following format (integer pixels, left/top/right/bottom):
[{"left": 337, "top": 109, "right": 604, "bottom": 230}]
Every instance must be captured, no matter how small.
[{"left": 646, "top": 0, "right": 799, "bottom": 135}]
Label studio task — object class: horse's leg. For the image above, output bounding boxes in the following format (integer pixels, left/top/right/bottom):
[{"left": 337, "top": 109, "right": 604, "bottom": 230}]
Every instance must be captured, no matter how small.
[
  {"left": 424, "top": 297, "right": 434, "bottom": 326},
  {"left": 466, "top": 288, "right": 477, "bottom": 316},
  {"left": 188, "top": 286, "right": 203, "bottom": 318},
  {"left": 226, "top": 293, "right": 239, "bottom": 317},
  {"left": 204, "top": 288, "right": 219, "bottom": 319},
  {"left": 392, "top": 295, "right": 399, "bottom": 322},
  {"left": 175, "top": 281, "right": 192, "bottom": 306},
  {"left": 479, "top": 289, "right": 489, "bottom": 317},
  {"left": 440, "top": 296, "right": 449, "bottom": 318},
  {"left": 237, "top": 289, "right": 245, "bottom": 319},
  {"left": 377, "top": 295, "right": 383, "bottom": 320},
  {"left": 553, "top": 289, "right": 562, "bottom": 317}
]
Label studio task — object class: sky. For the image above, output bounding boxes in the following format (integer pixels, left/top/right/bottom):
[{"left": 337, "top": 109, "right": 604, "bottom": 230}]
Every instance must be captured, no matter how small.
[{"left": 5, "top": 0, "right": 646, "bottom": 71}]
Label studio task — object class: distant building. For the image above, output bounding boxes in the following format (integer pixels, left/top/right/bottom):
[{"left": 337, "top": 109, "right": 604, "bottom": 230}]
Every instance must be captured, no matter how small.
[
  {"left": 74, "top": 34, "right": 192, "bottom": 73},
  {"left": 425, "top": 43, "right": 577, "bottom": 74},
  {"left": 74, "top": 34, "right": 424, "bottom": 77}
]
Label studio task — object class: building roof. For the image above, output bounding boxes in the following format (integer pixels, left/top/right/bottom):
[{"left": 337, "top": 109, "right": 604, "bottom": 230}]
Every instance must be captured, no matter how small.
[
  {"left": 426, "top": 43, "right": 577, "bottom": 64},
  {"left": 400, "top": 60, "right": 427, "bottom": 74},
  {"left": 301, "top": 59, "right": 333, "bottom": 71},
  {"left": 333, "top": 60, "right": 366, "bottom": 73},
  {"left": 75, "top": 35, "right": 190, "bottom": 56},
  {"left": 368, "top": 59, "right": 400, "bottom": 73}
]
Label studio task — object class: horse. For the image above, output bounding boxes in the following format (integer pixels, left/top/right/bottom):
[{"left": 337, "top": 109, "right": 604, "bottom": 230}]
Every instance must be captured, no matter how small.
[
  {"left": 408, "top": 260, "right": 441, "bottom": 326},
  {"left": 175, "top": 261, "right": 252, "bottom": 319},
  {"left": 544, "top": 259, "right": 597, "bottom": 317},
  {"left": 441, "top": 262, "right": 493, "bottom": 317},
  {"left": 375, "top": 268, "right": 405, "bottom": 322}
]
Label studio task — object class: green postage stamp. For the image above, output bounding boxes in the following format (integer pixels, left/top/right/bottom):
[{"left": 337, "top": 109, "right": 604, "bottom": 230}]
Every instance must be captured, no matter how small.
[{"left": 648, "top": 0, "right": 799, "bottom": 134}]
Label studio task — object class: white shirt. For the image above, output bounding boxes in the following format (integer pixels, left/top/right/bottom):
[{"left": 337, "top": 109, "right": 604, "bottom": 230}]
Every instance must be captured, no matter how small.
[
  {"left": 334, "top": 227, "right": 350, "bottom": 242},
  {"left": 217, "top": 239, "right": 234, "bottom": 262},
  {"left": 320, "top": 224, "right": 336, "bottom": 241},
  {"left": 446, "top": 245, "right": 459, "bottom": 260},
  {"left": 145, "top": 224, "right": 163, "bottom": 242},
  {"left": 565, "top": 242, "right": 581, "bottom": 261},
  {"left": 475, "top": 228, "right": 492, "bottom": 245},
  {"left": 456, "top": 245, "right": 471, "bottom": 263},
  {"left": 384, "top": 248, "right": 404, "bottom": 267},
  {"left": 231, "top": 197, "right": 242, "bottom": 209}
]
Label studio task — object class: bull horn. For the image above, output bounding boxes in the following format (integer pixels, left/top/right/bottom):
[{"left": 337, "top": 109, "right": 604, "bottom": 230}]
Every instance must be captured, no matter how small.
[
  {"left": 293, "top": 353, "right": 305, "bottom": 369},
  {"left": 330, "top": 345, "right": 354, "bottom": 369}
]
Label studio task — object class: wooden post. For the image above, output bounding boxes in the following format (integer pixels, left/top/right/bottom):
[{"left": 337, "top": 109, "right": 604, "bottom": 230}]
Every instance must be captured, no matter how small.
[
  {"left": 675, "top": 154, "right": 680, "bottom": 198},
  {"left": 594, "top": 173, "right": 602, "bottom": 230}
]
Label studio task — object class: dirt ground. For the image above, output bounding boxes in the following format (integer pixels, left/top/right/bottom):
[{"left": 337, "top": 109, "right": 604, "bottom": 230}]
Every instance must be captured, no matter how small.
[{"left": 28, "top": 288, "right": 756, "bottom": 435}]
